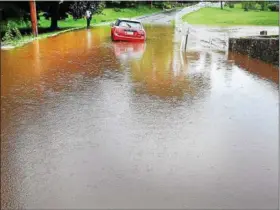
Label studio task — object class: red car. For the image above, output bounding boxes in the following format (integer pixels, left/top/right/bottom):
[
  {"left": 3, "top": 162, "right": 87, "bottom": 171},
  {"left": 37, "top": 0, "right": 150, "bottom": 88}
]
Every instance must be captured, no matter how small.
[{"left": 111, "top": 18, "right": 146, "bottom": 42}]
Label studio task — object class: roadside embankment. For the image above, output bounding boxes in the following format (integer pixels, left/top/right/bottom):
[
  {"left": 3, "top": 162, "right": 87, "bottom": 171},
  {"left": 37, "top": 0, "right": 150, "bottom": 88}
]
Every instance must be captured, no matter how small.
[{"left": 228, "top": 36, "right": 279, "bottom": 66}]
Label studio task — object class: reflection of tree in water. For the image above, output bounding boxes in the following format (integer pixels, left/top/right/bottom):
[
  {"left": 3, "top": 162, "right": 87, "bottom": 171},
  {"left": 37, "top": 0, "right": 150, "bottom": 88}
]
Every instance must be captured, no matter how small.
[
  {"left": 209, "top": 51, "right": 234, "bottom": 87},
  {"left": 228, "top": 51, "right": 278, "bottom": 84},
  {"left": 38, "top": 27, "right": 120, "bottom": 94},
  {"left": 1, "top": 26, "right": 125, "bottom": 136},
  {"left": 129, "top": 27, "right": 212, "bottom": 102},
  {"left": 2, "top": 27, "right": 125, "bottom": 152}
]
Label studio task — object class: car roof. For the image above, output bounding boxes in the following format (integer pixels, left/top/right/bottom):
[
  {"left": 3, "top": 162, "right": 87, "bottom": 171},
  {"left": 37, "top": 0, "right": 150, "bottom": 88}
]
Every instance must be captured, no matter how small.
[{"left": 117, "top": 18, "right": 141, "bottom": 23}]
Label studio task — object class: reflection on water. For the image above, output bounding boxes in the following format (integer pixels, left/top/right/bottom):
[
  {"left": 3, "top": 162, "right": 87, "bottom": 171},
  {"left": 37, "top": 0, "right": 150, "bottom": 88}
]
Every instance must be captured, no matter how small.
[
  {"left": 118, "top": 26, "right": 211, "bottom": 100},
  {"left": 113, "top": 42, "right": 146, "bottom": 62},
  {"left": 129, "top": 49, "right": 211, "bottom": 100},
  {"left": 228, "top": 51, "right": 279, "bottom": 84},
  {"left": 1, "top": 25, "right": 278, "bottom": 209}
]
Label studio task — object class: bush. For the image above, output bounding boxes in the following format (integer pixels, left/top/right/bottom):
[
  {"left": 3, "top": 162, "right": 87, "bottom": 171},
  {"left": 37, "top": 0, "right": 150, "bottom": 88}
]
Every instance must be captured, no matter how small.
[
  {"left": 165, "top": 4, "right": 172, "bottom": 9},
  {"left": 268, "top": 4, "right": 279, "bottom": 12},
  {"left": 163, "top": 2, "right": 172, "bottom": 9},
  {"left": 2, "top": 21, "right": 22, "bottom": 44},
  {"left": 108, "top": 1, "right": 121, "bottom": 8},
  {"left": 259, "top": 2, "right": 268, "bottom": 11},
  {"left": 113, "top": 7, "right": 121, "bottom": 12},
  {"left": 242, "top": 2, "right": 260, "bottom": 11},
  {"left": 120, "top": 1, "right": 137, "bottom": 8},
  {"left": 229, "top": 3, "right": 234, "bottom": 8},
  {"left": 153, "top": 2, "right": 166, "bottom": 9},
  {"left": 255, "top": 4, "right": 261, "bottom": 11}
]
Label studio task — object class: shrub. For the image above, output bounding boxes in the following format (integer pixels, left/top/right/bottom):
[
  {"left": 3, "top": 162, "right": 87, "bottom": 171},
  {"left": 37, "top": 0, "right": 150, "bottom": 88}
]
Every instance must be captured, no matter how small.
[
  {"left": 108, "top": 1, "right": 121, "bottom": 8},
  {"left": 2, "top": 21, "right": 22, "bottom": 44},
  {"left": 259, "top": 2, "right": 268, "bottom": 11},
  {"left": 229, "top": 3, "right": 234, "bottom": 8},
  {"left": 113, "top": 7, "right": 121, "bottom": 12},
  {"left": 268, "top": 4, "right": 279, "bottom": 12},
  {"left": 153, "top": 2, "right": 164, "bottom": 9},
  {"left": 242, "top": 2, "right": 261, "bottom": 11},
  {"left": 120, "top": 1, "right": 137, "bottom": 8},
  {"left": 165, "top": 4, "right": 172, "bottom": 9},
  {"left": 163, "top": 2, "right": 172, "bottom": 9},
  {"left": 254, "top": 4, "right": 261, "bottom": 10}
]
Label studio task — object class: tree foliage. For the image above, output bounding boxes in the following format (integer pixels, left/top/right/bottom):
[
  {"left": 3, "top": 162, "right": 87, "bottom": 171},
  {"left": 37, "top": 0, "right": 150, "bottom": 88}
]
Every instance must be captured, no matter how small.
[
  {"left": 36, "top": 1, "right": 105, "bottom": 29},
  {"left": 239, "top": 1, "right": 279, "bottom": 11},
  {"left": 69, "top": 1, "right": 105, "bottom": 19},
  {"left": 267, "top": 3, "right": 279, "bottom": 11}
]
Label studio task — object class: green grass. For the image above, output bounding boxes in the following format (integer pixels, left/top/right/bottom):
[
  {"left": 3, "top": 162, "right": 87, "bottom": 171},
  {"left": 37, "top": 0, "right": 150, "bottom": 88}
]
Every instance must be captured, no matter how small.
[
  {"left": 182, "top": 4, "right": 279, "bottom": 26},
  {"left": 39, "top": 5, "right": 161, "bottom": 28}
]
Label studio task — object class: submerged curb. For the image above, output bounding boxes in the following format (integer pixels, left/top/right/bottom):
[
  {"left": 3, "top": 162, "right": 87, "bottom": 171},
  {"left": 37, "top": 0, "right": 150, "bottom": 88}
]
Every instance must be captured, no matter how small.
[{"left": 1, "top": 26, "right": 85, "bottom": 50}]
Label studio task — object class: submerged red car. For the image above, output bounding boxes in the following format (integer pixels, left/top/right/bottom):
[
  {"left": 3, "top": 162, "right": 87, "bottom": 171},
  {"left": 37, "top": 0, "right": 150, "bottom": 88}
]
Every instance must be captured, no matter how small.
[{"left": 111, "top": 18, "right": 146, "bottom": 42}]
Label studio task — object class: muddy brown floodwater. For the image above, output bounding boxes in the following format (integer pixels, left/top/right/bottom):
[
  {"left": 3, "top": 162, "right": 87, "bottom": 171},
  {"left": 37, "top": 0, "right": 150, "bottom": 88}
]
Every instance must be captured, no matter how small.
[{"left": 1, "top": 25, "right": 279, "bottom": 209}]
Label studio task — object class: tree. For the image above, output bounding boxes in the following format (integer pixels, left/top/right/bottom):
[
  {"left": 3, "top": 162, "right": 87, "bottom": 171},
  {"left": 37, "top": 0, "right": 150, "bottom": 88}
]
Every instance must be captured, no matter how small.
[
  {"left": 37, "top": 1, "right": 68, "bottom": 30},
  {"left": 49, "top": 1, "right": 60, "bottom": 30},
  {"left": 37, "top": 1, "right": 104, "bottom": 30},
  {"left": 69, "top": 1, "right": 104, "bottom": 20},
  {"left": 0, "top": 2, "right": 32, "bottom": 21},
  {"left": 241, "top": 1, "right": 260, "bottom": 11},
  {"left": 220, "top": 1, "right": 223, "bottom": 9}
]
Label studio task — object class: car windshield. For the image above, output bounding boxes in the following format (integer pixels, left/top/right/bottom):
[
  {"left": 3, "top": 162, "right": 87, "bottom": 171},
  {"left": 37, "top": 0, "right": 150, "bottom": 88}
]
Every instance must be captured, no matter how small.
[{"left": 118, "top": 21, "right": 142, "bottom": 29}]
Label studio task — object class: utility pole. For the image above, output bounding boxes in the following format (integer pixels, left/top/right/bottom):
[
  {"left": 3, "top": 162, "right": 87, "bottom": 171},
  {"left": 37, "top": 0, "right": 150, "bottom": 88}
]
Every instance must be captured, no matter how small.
[{"left": 29, "top": 0, "right": 38, "bottom": 37}]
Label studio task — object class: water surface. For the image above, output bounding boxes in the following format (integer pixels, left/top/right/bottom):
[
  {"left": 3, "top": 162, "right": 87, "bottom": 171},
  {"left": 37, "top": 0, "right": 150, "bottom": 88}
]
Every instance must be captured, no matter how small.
[{"left": 1, "top": 25, "right": 278, "bottom": 209}]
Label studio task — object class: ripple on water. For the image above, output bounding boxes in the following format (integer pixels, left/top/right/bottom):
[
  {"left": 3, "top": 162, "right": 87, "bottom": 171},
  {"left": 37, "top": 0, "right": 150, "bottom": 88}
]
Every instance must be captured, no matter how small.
[{"left": 1, "top": 25, "right": 278, "bottom": 209}]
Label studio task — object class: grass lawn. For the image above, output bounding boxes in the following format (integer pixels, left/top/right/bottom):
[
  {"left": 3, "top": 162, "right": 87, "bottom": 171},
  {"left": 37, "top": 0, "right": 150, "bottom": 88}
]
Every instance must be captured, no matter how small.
[
  {"left": 182, "top": 4, "right": 279, "bottom": 26},
  {"left": 39, "top": 6, "right": 161, "bottom": 28}
]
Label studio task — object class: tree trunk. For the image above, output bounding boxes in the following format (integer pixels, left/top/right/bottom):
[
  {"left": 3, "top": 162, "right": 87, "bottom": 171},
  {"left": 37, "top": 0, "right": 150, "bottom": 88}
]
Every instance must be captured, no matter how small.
[
  {"left": 50, "top": 2, "right": 60, "bottom": 30},
  {"left": 50, "top": 16, "right": 58, "bottom": 30},
  {"left": 220, "top": 1, "right": 223, "bottom": 9}
]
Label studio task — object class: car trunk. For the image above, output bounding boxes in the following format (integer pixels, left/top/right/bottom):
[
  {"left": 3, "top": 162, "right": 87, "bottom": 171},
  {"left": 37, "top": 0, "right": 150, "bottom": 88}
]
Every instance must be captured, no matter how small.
[{"left": 116, "top": 27, "right": 143, "bottom": 38}]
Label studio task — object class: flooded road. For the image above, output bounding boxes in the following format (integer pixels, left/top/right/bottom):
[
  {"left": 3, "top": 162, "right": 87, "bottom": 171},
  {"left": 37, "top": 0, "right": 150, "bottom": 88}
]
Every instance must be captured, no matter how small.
[
  {"left": 1, "top": 25, "right": 279, "bottom": 209},
  {"left": 138, "top": 9, "right": 180, "bottom": 25}
]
